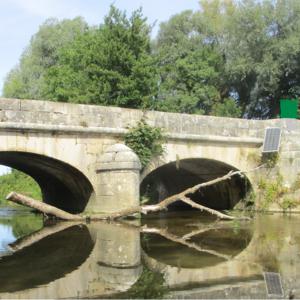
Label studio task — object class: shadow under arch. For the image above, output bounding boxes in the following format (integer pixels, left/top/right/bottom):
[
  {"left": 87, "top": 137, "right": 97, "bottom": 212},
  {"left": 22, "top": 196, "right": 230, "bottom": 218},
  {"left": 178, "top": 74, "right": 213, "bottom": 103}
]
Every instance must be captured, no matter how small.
[
  {"left": 0, "top": 151, "right": 94, "bottom": 213},
  {"left": 141, "top": 158, "right": 252, "bottom": 211}
]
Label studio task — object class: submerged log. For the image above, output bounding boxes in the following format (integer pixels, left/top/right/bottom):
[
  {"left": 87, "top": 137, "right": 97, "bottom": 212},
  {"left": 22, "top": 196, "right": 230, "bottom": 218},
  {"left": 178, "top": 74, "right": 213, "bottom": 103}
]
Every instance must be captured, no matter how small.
[{"left": 6, "top": 192, "right": 82, "bottom": 221}]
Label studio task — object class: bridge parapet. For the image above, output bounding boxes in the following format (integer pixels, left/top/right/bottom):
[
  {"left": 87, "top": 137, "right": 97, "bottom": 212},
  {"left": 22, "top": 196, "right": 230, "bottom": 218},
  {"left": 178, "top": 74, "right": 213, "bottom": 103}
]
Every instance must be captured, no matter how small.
[{"left": 0, "top": 98, "right": 271, "bottom": 142}]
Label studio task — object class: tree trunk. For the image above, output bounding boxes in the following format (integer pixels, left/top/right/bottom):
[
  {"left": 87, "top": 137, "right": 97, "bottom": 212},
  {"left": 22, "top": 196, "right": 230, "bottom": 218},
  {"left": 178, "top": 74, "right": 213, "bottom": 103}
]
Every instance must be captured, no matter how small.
[{"left": 6, "top": 192, "right": 82, "bottom": 221}]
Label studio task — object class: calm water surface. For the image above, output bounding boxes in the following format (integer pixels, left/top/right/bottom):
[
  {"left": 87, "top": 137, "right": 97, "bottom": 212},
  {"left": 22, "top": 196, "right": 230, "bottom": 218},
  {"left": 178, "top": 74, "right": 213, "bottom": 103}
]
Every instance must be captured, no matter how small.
[{"left": 0, "top": 209, "right": 299, "bottom": 299}]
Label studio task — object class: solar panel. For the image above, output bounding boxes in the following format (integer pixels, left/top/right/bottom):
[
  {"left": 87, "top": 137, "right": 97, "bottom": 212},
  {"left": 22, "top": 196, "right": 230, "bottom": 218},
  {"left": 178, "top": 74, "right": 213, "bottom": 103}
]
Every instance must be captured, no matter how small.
[
  {"left": 262, "top": 127, "right": 282, "bottom": 153},
  {"left": 264, "top": 272, "right": 284, "bottom": 297}
]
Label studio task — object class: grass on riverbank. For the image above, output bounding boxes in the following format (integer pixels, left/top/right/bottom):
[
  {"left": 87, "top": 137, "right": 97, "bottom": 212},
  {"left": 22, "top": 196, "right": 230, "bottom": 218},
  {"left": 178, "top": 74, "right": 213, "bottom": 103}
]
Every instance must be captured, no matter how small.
[{"left": 0, "top": 169, "right": 42, "bottom": 207}]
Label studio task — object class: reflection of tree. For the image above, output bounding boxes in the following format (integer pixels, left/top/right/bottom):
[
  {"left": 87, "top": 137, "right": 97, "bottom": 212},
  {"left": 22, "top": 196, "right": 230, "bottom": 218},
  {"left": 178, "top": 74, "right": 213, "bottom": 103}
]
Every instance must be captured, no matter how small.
[
  {"left": 119, "top": 220, "right": 236, "bottom": 261},
  {"left": 142, "top": 227, "right": 232, "bottom": 260},
  {"left": 181, "top": 222, "right": 226, "bottom": 241},
  {"left": 0, "top": 223, "right": 94, "bottom": 293},
  {"left": 0, "top": 213, "right": 43, "bottom": 239},
  {"left": 9, "top": 221, "right": 82, "bottom": 252}
]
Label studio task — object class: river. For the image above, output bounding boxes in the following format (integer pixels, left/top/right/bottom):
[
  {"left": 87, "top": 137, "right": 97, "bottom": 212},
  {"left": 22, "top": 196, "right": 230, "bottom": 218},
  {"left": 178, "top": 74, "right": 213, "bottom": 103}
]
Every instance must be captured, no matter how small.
[{"left": 0, "top": 209, "right": 299, "bottom": 299}]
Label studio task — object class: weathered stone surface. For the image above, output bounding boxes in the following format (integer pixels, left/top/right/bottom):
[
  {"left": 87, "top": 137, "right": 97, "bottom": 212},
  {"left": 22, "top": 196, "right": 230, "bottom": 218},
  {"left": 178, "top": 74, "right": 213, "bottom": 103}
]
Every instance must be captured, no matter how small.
[
  {"left": 0, "top": 98, "right": 20, "bottom": 110},
  {"left": 94, "top": 143, "right": 141, "bottom": 213},
  {"left": 0, "top": 97, "right": 299, "bottom": 213},
  {"left": 97, "top": 144, "right": 141, "bottom": 172}
]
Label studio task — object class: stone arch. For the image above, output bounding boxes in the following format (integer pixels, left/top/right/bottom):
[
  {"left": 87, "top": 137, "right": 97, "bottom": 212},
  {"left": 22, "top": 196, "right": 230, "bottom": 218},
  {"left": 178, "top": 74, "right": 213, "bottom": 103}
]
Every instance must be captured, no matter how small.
[
  {"left": 141, "top": 142, "right": 258, "bottom": 182},
  {"left": 140, "top": 158, "right": 252, "bottom": 211},
  {"left": 0, "top": 151, "right": 94, "bottom": 213}
]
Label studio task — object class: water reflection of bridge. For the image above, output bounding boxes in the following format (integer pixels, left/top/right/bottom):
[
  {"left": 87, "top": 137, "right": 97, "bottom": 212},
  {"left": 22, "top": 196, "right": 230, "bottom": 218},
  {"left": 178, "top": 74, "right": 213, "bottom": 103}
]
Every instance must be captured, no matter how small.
[{"left": 0, "top": 214, "right": 299, "bottom": 298}]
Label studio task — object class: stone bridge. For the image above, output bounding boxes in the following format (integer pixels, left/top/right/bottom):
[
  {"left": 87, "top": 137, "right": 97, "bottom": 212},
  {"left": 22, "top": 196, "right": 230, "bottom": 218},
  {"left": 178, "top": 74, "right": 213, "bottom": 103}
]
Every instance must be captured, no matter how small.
[{"left": 0, "top": 98, "right": 299, "bottom": 214}]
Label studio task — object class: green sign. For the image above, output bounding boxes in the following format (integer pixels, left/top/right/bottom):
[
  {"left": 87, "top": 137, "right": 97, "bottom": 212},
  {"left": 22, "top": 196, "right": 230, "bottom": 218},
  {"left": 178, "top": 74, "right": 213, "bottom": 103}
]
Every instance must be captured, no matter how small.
[{"left": 280, "top": 99, "right": 298, "bottom": 119}]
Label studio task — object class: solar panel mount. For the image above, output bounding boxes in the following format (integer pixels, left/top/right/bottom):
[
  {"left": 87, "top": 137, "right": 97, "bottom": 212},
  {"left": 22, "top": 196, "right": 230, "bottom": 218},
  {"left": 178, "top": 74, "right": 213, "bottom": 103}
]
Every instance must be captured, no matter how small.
[{"left": 262, "top": 127, "right": 282, "bottom": 153}]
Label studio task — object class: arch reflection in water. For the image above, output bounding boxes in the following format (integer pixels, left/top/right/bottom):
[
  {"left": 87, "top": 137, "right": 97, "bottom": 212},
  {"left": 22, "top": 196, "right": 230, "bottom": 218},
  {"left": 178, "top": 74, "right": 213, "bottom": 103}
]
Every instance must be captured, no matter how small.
[
  {"left": 0, "top": 223, "right": 94, "bottom": 293},
  {"left": 141, "top": 213, "right": 263, "bottom": 294},
  {"left": 141, "top": 212, "right": 253, "bottom": 269},
  {"left": 0, "top": 220, "right": 142, "bottom": 299}
]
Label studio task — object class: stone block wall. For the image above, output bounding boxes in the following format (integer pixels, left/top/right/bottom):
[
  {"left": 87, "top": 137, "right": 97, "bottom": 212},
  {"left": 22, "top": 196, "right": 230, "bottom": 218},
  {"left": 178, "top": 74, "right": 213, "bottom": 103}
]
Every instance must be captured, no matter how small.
[{"left": 0, "top": 98, "right": 300, "bottom": 213}]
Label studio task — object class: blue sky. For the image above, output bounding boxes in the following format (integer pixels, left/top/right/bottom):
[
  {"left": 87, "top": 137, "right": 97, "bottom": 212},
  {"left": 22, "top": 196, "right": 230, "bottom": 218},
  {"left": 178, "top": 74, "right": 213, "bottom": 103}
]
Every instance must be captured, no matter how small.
[
  {"left": 0, "top": 0, "right": 200, "bottom": 94},
  {"left": 0, "top": 0, "right": 199, "bottom": 175}
]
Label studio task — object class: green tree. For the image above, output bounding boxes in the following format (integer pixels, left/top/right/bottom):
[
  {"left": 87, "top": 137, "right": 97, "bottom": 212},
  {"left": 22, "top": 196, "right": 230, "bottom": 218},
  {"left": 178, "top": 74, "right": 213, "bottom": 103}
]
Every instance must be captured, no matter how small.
[
  {"left": 0, "top": 169, "right": 42, "bottom": 206},
  {"left": 211, "top": 98, "right": 241, "bottom": 118},
  {"left": 3, "top": 17, "right": 88, "bottom": 99},
  {"left": 44, "top": 6, "right": 158, "bottom": 109},
  {"left": 4, "top": 1, "right": 300, "bottom": 119},
  {"left": 155, "top": 0, "right": 300, "bottom": 118},
  {"left": 218, "top": 0, "right": 300, "bottom": 118},
  {"left": 153, "top": 9, "right": 230, "bottom": 115}
]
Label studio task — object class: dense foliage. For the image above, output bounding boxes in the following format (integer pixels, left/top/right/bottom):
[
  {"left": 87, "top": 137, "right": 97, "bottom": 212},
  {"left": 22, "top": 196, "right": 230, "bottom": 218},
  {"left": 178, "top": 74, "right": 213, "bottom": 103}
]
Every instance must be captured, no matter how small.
[
  {"left": 0, "top": 169, "right": 42, "bottom": 205},
  {"left": 3, "top": 1, "right": 300, "bottom": 118},
  {"left": 43, "top": 6, "right": 158, "bottom": 108},
  {"left": 124, "top": 120, "right": 164, "bottom": 168}
]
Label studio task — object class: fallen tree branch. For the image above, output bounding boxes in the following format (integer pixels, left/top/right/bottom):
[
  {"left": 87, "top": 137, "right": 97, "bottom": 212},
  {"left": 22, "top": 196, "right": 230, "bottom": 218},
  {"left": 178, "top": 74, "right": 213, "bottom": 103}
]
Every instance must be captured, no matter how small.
[
  {"left": 7, "top": 166, "right": 262, "bottom": 221},
  {"left": 98, "top": 168, "right": 251, "bottom": 221},
  {"left": 6, "top": 192, "right": 82, "bottom": 221}
]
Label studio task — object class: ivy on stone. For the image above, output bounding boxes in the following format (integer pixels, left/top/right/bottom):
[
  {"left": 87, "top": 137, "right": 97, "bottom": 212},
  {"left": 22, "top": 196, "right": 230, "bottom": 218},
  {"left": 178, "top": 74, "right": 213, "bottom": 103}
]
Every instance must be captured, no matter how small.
[{"left": 124, "top": 120, "right": 164, "bottom": 168}]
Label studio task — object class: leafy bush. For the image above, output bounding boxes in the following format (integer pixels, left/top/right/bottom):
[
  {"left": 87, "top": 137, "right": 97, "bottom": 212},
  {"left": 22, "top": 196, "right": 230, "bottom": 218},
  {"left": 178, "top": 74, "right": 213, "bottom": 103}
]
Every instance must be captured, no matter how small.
[
  {"left": 124, "top": 120, "right": 164, "bottom": 168},
  {"left": 257, "top": 174, "right": 289, "bottom": 210},
  {"left": 279, "top": 197, "right": 299, "bottom": 211}
]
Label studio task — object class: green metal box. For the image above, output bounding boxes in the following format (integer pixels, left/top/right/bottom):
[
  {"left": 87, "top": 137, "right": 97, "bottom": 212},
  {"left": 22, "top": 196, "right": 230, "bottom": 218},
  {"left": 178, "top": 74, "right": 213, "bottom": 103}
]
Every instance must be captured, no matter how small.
[{"left": 280, "top": 99, "right": 298, "bottom": 119}]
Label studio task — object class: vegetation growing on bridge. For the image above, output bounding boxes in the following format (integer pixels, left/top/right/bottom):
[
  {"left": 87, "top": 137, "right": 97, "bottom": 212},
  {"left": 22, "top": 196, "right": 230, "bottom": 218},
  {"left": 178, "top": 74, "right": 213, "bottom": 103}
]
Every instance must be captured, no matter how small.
[
  {"left": 124, "top": 120, "right": 164, "bottom": 168},
  {"left": 256, "top": 172, "right": 300, "bottom": 211},
  {"left": 4, "top": 0, "right": 300, "bottom": 119}
]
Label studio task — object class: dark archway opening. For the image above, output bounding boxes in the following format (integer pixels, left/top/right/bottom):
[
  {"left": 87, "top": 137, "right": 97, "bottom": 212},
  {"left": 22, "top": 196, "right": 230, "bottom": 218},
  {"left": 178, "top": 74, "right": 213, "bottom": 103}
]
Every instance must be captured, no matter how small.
[
  {"left": 141, "top": 158, "right": 252, "bottom": 211},
  {"left": 0, "top": 151, "right": 94, "bottom": 213}
]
